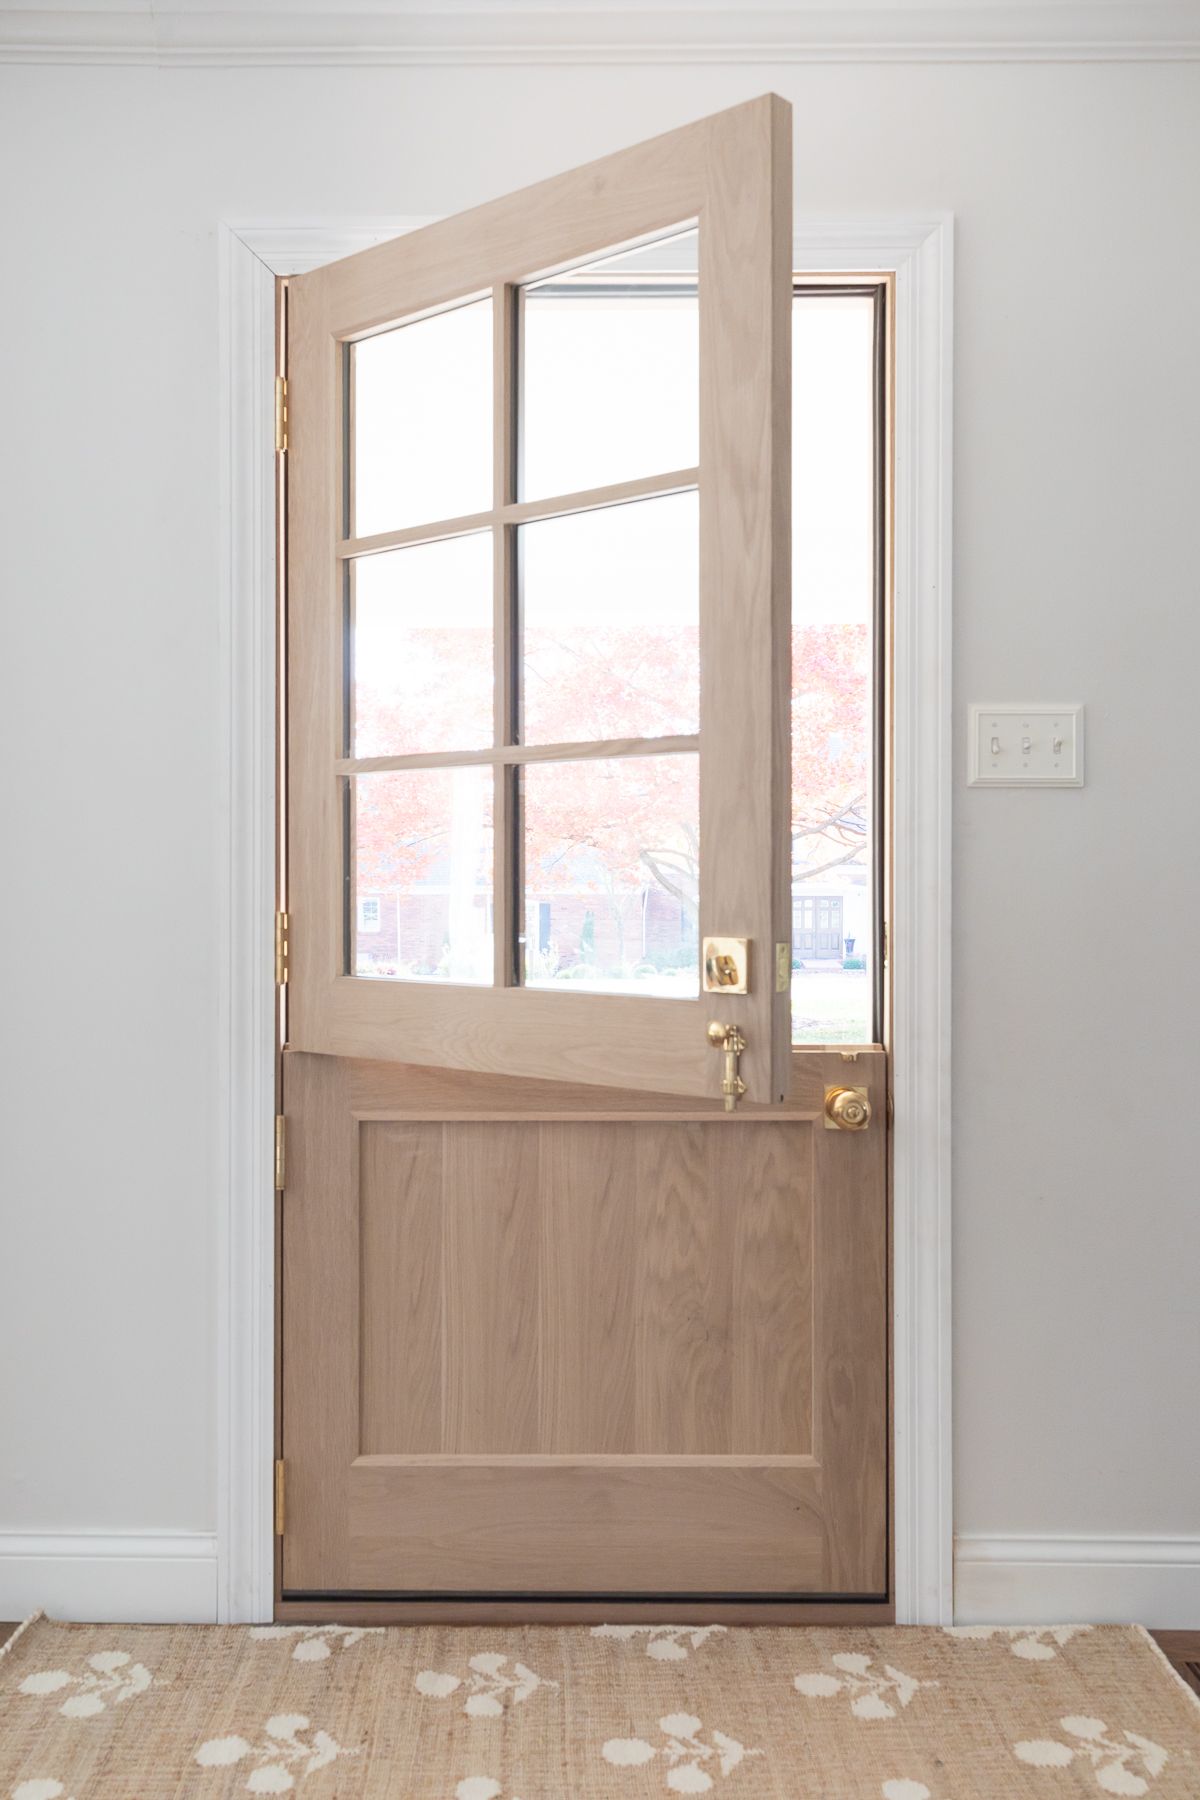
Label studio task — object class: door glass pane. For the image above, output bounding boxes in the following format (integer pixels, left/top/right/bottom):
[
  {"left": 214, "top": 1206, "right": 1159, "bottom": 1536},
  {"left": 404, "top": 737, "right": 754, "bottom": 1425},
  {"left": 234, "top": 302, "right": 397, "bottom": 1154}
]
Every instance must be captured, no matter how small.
[
  {"left": 353, "top": 296, "right": 492, "bottom": 538},
  {"left": 520, "top": 492, "right": 699, "bottom": 744},
  {"left": 520, "top": 230, "right": 698, "bottom": 501},
  {"left": 351, "top": 534, "right": 493, "bottom": 758},
  {"left": 350, "top": 766, "right": 493, "bottom": 984},
  {"left": 792, "top": 293, "right": 876, "bottom": 1044},
  {"left": 520, "top": 753, "right": 698, "bottom": 994}
]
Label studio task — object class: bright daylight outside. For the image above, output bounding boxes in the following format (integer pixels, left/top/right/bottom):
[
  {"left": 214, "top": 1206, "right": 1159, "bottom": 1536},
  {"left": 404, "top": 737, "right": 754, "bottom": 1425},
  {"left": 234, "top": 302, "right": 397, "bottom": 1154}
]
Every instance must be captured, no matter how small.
[{"left": 347, "top": 245, "right": 877, "bottom": 1045}]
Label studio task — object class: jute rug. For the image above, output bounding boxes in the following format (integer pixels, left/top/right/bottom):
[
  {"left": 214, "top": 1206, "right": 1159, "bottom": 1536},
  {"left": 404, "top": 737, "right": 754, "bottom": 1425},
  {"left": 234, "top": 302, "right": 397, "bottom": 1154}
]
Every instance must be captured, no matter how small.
[{"left": 2, "top": 1615, "right": 1198, "bottom": 1798}]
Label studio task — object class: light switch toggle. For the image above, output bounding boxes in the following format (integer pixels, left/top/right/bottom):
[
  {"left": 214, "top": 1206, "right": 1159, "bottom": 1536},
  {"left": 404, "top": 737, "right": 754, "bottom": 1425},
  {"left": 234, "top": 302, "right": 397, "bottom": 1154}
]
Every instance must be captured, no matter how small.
[{"left": 968, "top": 704, "right": 1085, "bottom": 787}]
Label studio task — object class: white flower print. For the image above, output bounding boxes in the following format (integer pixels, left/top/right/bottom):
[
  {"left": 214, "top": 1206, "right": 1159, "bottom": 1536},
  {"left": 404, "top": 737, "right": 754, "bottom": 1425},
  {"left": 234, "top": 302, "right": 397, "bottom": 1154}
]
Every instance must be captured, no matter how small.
[
  {"left": 454, "top": 1781, "right": 525, "bottom": 1800},
  {"left": 591, "top": 1625, "right": 728, "bottom": 1662},
  {"left": 602, "top": 1711, "right": 763, "bottom": 1794},
  {"left": 415, "top": 1651, "right": 558, "bottom": 1718},
  {"left": 12, "top": 1783, "right": 76, "bottom": 1800},
  {"left": 882, "top": 1783, "right": 931, "bottom": 1800},
  {"left": 18, "top": 1650, "right": 153, "bottom": 1718},
  {"left": 944, "top": 1623, "right": 1092, "bottom": 1661},
  {"left": 1014, "top": 1716, "right": 1169, "bottom": 1796},
  {"left": 196, "top": 1713, "right": 358, "bottom": 1794},
  {"left": 249, "top": 1623, "right": 384, "bottom": 1663},
  {"left": 793, "top": 1652, "right": 937, "bottom": 1720}
]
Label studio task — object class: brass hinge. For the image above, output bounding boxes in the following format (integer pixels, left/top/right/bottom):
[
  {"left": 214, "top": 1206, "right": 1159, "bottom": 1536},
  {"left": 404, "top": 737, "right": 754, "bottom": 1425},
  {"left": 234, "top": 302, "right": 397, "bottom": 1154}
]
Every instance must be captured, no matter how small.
[
  {"left": 274, "top": 1459, "right": 286, "bottom": 1536},
  {"left": 274, "top": 1115, "right": 287, "bottom": 1192},
  {"left": 274, "top": 376, "right": 288, "bottom": 454},
  {"left": 274, "top": 910, "right": 290, "bottom": 985}
]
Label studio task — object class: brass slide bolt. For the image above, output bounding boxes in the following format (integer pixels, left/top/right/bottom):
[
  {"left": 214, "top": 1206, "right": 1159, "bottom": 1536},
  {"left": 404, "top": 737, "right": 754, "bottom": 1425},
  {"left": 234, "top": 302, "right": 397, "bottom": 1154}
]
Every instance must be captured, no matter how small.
[{"left": 707, "top": 1020, "right": 747, "bottom": 1113}]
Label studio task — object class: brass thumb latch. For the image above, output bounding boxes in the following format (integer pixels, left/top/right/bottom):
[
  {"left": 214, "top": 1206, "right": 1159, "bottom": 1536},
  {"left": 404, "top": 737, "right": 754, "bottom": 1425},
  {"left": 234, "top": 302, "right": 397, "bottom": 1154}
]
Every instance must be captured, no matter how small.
[{"left": 707, "top": 1021, "right": 747, "bottom": 1112}]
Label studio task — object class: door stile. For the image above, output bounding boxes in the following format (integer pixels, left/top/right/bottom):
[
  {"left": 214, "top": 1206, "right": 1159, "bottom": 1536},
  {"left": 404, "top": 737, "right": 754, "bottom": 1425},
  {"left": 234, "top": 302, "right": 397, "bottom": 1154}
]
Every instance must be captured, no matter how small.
[
  {"left": 696, "top": 95, "right": 792, "bottom": 1102},
  {"left": 282, "top": 1055, "right": 362, "bottom": 1591},
  {"left": 274, "top": 271, "right": 290, "bottom": 1604},
  {"left": 288, "top": 281, "right": 344, "bottom": 1053},
  {"left": 812, "top": 1080, "right": 888, "bottom": 1592},
  {"left": 492, "top": 281, "right": 517, "bottom": 989}
]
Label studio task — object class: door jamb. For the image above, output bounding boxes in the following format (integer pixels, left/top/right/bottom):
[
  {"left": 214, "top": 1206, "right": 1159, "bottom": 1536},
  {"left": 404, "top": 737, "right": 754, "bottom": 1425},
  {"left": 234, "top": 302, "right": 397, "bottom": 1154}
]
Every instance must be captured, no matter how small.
[{"left": 216, "top": 212, "right": 953, "bottom": 1626}]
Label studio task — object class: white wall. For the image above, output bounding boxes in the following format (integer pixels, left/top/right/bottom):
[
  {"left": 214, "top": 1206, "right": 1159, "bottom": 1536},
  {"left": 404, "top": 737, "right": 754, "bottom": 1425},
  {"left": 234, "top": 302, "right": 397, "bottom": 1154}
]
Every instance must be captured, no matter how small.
[{"left": 1, "top": 52, "right": 1198, "bottom": 1620}]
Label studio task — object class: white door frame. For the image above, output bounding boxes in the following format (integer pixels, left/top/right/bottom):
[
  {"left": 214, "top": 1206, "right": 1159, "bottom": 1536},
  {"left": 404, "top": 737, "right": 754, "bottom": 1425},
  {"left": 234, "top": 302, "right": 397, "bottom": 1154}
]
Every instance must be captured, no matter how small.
[{"left": 216, "top": 213, "right": 953, "bottom": 1626}]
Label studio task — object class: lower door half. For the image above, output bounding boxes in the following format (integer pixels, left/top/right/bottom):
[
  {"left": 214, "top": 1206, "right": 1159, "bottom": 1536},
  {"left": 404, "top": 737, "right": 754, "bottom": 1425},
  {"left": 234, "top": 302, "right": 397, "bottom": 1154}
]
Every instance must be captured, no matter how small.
[{"left": 280, "top": 1047, "right": 887, "bottom": 1601}]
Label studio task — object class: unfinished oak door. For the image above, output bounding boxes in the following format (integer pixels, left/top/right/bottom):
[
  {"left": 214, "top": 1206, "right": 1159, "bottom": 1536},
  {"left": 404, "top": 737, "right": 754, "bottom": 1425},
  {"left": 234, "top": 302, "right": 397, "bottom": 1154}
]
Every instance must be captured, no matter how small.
[{"left": 280, "top": 97, "right": 889, "bottom": 1607}]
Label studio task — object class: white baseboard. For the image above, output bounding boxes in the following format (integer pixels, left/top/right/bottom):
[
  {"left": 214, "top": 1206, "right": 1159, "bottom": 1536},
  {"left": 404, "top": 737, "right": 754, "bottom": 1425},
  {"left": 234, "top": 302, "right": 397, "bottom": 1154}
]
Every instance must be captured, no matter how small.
[
  {"left": 3, "top": 1529, "right": 1194, "bottom": 1628},
  {"left": 0, "top": 1532, "right": 218, "bottom": 1624},
  {"left": 955, "top": 1536, "right": 1200, "bottom": 1629}
]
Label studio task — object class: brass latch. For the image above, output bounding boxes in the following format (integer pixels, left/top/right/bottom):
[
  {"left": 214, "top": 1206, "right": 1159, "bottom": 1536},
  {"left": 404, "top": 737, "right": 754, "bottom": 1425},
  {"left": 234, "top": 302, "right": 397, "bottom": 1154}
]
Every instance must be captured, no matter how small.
[{"left": 707, "top": 1021, "right": 747, "bottom": 1112}]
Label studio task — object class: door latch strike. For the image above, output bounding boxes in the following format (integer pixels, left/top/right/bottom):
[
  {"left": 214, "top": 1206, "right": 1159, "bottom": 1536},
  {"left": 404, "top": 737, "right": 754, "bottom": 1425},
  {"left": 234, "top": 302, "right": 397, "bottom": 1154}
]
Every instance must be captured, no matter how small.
[
  {"left": 274, "top": 1459, "right": 286, "bottom": 1536},
  {"left": 275, "top": 911, "right": 289, "bottom": 986},
  {"left": 274, "top": 1116, "right": 286, "bottom": 1192}
]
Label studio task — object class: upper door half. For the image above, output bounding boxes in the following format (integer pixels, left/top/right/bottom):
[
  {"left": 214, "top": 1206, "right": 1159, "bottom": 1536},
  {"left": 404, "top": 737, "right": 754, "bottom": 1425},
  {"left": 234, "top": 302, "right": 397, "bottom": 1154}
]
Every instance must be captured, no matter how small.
[{"left": 286, "top": 96, "right": 793, "bottom": 1101}]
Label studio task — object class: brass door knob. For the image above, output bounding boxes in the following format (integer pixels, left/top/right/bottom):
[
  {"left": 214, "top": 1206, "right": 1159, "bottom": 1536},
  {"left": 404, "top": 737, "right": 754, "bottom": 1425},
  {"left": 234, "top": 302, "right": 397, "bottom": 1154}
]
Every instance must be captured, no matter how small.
[{"left": 824, "top": 1085, "right": 872, "bottom": 1132}]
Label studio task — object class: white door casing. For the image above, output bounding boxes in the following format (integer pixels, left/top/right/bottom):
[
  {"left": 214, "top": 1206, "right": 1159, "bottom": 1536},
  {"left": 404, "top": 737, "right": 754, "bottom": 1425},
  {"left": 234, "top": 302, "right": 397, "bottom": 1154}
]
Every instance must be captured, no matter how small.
[{"left": 216, "top": 211, "right": 953, "bottom": 1625}]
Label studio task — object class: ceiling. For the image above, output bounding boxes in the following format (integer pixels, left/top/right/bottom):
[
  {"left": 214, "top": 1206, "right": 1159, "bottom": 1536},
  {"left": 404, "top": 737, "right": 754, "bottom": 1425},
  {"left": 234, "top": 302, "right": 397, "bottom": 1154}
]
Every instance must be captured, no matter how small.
[{"left": 1, "top": 0, "right": 1198, "bottom": 65}]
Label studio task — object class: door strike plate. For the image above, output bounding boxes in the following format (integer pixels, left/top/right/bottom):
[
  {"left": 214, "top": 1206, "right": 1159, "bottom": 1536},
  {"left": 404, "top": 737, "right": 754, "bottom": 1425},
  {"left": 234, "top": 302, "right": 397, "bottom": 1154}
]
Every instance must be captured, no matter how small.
[{"left": 702, "top": 936, "right": 750, "bottom": 994}]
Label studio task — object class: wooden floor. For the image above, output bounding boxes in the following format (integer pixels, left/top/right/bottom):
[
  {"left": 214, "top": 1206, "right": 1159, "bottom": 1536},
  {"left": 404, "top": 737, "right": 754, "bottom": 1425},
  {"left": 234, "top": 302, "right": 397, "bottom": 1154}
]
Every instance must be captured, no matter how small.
[
  {"left": 1, "top": 1620, "right": 1197, "bottom": 1687},
  {"left": 1154, "top": 1630, "right": 1200, "bottom": 1696}
]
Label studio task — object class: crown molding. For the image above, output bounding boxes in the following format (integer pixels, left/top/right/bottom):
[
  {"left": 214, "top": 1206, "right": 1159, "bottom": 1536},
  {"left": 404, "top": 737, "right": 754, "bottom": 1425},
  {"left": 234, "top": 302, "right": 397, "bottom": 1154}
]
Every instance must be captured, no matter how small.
[{"left": 2, "top": 5, "right": 1199, "bottom": 67}]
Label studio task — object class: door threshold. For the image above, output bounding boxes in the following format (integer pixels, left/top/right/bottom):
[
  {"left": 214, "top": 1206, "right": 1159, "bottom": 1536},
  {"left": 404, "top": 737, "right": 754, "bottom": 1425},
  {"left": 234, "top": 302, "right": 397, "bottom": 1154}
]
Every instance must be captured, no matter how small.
[{"left": 276, "top": 1595, "right": 894, "bottom": 1627}]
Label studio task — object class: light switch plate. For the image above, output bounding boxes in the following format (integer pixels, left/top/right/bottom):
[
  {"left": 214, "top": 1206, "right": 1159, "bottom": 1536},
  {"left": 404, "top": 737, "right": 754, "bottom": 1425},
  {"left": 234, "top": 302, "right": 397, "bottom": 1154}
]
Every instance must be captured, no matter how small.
[{"left": 968, "top": 703, "right": 1085, "bottom": 787}]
